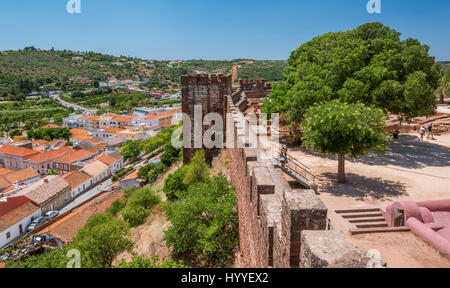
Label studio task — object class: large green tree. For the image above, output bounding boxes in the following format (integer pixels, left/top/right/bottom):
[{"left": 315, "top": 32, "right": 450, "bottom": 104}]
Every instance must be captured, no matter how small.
[
  {"left": 263, "top": 22, "right": 439, "bottom": 139},
  {"left": 302, "top": 101, "right": 388, "bottom": 183},
  {"left": 436, "top": 66, "right": 450, "bottom": 104}
]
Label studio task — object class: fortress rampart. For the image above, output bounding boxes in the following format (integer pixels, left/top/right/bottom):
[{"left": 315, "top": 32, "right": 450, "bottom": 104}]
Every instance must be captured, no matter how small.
[{"left": 182, "top": 74, "right": 372, "bottom": 268}]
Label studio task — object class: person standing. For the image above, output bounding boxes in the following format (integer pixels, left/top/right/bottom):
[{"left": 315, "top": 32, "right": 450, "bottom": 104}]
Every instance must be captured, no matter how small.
[
  {"left": 419, "top": 126, "right": 426, "bottom": 142},
  {"left": 427, "top": 123, "right": 435, "bottom": 140}
]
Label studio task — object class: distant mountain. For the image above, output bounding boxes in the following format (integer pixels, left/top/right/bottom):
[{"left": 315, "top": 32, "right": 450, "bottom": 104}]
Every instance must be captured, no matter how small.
[{"left": 0, "top": 47, "right": 286, "bottom": 95}]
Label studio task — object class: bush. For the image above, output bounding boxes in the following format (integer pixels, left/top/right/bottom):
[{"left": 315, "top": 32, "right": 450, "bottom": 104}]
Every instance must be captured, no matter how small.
[
  {"left": 164, "top": 175, "right": 238, "bottom": 267},
  {"left": 116, "top": 255, "right": 186, "bottom": 268},
  {"left": 163, "top": 165, "right": 187, "bottom": 201},
  {"left": 107, "top": 199, "right": 126, "bottom": 216},
  {"left": 161, "top": 144, "right": 181, "bottom": 167},
  {"left": 122, "top": 188, "right": 160, "bottom": 227}
]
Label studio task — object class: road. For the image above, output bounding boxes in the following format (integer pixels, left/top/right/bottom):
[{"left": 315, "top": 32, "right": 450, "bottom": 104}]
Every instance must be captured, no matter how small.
[
  {"left": 60, "top": 178, "right": 112, "bottom": 213},
  {"left": 51, "top": 94, "right": 96, "bottom": 115}
]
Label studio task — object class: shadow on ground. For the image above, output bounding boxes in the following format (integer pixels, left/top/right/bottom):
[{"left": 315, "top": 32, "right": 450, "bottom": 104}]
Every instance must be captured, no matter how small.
[
  {"left": 355, "top": 135, "right": 450, "bottom": 169},
  {"left": 321, "top": 173, "right": 408, "bottom": 201}
]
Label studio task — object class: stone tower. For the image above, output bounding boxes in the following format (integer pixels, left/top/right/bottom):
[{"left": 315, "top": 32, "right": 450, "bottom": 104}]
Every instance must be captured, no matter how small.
[{"left": 181, "top": 74, "right": 232, "bottom": 164}]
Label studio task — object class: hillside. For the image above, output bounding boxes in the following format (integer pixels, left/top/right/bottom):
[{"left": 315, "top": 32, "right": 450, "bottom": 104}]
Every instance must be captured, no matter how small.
[{"left": 0, "top": 47, "right": 286, "bottom": 95}]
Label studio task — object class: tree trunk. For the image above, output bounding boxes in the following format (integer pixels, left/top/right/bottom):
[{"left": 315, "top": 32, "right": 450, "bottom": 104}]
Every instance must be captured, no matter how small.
[
  {"left": 440, "top": 92, "right": 445, "bottom": 104},
  {"left": 338, "top": 154, "right": 346, "bottom": 183}
]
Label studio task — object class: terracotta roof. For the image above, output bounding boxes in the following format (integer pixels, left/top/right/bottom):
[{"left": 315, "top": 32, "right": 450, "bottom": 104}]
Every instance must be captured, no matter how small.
[
  {"left": 103, "top": 127, "right": 125, "bottom": 134},
  {"left": 81, "top": 161, "right": 109, "bottom": 177},
  {"left": 32, "top": 146, "right": 47, "bottom": 153},
  {"left": 144, "top": 110, "right": 178, "bottom": 121},
  {"left": 80, "top": 115, "right": 100, "bottom": 121},
  {"left": 41, "top": 124, "right": 61, "bottom": 129},
  {"left": 0, "top": 145, "right": 39, "bottom": 158},
  {"left": 32, "top": 140, "right": 50, "bottom": 147},
  {"left": 0, "top": 198, "right": 40, "bottom": 232},
  {"left": 0, "top": 177, "right": 10, "bottom": 191},
  {"left": 3, "top": 168, "right": 40, "bottom": 184},
  {"left": 62, "top": 171, "right": 92, "bottom": 189},
  {"left": 70, "top": 135, "right": 91, "bottom": 141},
  {"left": 70, "top": 128, "right": 90, "bottom": 137},
  {"left": 37, "top": 189, "right": 123, "bottom": 243},
  {"left": 54, "top": 150, "right": 96, "bottom": 164},
  {"left": 25, "top": 147, "right": 73, "bottom": 163},
  {"left": 84, "top": 137, "right": 105, "bottom": 145},
  {"left": 107, "top": 152, "right": 123, "bottom": 161},
  {"left": 0, "top": 168, "right": 13, "bottom": 176},
  {"left": 121, "top": 170, "right": 138, "bottom": 181},
  {"left": 13, "top": 176, "right": 70, "bottom": 206},
  {"left": 112, "top": 116, "right": 132, "bottom": 123},
  {"left": 96, "top": 154, "right": 117, "bottom": 166}
]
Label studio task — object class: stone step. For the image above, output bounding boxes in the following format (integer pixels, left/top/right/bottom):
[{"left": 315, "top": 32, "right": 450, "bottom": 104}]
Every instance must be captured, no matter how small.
[
  {"left": 341, "top": 212, "right": 383, "bottom": 219},
  {"left": 350, "top": 227, "right": 410, "bottom": 235},
  {"left": 335, "top": 208, "right": 381, "bottom": 214},
  {"left": 355, "top": 222, "right": 389, "bottom": 229},
  {"left": 348, "top": 217, "right": 387, "bottom": 224}
]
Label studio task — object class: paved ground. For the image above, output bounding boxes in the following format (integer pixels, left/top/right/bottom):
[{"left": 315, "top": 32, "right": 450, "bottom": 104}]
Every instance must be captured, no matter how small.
[
  {"left": 286, "top": 133, "right": 450, "bottom": 268},
  {"left": 437, "top": 105, "right": 450, "bottom": 114}
]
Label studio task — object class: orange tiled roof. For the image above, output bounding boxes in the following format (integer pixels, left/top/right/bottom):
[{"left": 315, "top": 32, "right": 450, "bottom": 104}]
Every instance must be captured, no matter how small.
[
  {"left": 32, "top": 140, "right": 50, "bottom": 146},
  {"left": 3, "top": 167, "right": 40, "bottom": 184},
  {"left": 54, "top": 149, "right": 96, "bottom": 164},
  {"left": 37, "top": 189, "right": 123, "bottom": 243},
  {"left": 85, "top": 137, "right": 105, "bottom": 145},
  {"left": 62, "top": 170, "right": 92, "bottom": 189},
  {"left": 0, "top": 168, "right": 13, "bottom": 176},
  {"left": 144, "top": 110, "right": 179, "bottom": 121},
  {"left": 96, "top": 154, "right": 117, "bottom": 166},
  {"left": 25, "top": 147, "right": 73, "bottom": 163},
  {"left": 0, "top": 176, "right": 11, "bottom": 191},
  {"left": 0, "top": 198, "right": 40, "bottom": 232},
  {"left": 0, "top": 145, "right": 39, "bottom": 158},
  {"left": 121, "top": 170, "right": 138, "bottom": 181},
  {"left": 70, "top": 128, "right": 90, "bottom": 136},
  {"left": 103, "top": 127, "right": 125, "bottom": 134},
  {"left": 80, "top": 115, "right": 100, "bottom": 122},
  {"left": 70, "top": 135, "right": 91, "bottom": 141},
  {"left": 112, "top": 116, "right": 132, "bottom": 123}
]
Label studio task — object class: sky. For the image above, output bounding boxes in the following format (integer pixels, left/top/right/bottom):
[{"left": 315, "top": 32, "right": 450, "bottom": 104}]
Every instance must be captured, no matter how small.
[{"left": 0, "top": 0, "right": 449, "bottom": 60}]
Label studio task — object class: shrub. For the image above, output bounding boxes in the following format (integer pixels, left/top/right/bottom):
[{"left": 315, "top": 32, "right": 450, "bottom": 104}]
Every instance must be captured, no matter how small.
[
  {"left": 122, "top": 188, "right": 160, "bottom": 227},
  {"left": 107, "top": 199, "right": 126, "bottom": 216},
  {"left": 163, "top": 165, "right": 187, "bottom": 201}
]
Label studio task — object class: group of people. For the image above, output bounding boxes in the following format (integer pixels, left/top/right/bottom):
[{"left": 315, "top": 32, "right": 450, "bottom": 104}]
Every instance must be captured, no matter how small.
[{"left": 419, "top": 123, "right": 436, "bottom": 142}]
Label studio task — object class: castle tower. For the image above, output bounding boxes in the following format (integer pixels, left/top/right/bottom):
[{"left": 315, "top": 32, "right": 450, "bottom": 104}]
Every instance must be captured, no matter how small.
[{"left": 181, "top": 74, "right": 232, "bottom": 164}]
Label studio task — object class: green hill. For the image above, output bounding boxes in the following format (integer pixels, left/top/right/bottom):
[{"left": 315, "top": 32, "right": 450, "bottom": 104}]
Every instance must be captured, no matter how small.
[{"left": 0, "top": 47, "right": 286, "bottom": 95}]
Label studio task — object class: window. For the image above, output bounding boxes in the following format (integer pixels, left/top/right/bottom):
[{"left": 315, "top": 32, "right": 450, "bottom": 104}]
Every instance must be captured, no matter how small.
[{"left": 6, "top": 232, "right": 11, "bottom": 239}]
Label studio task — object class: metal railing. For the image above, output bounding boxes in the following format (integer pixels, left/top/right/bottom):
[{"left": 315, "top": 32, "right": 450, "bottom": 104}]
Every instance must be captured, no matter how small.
[{"left": 272, "top": 145, "right": 317, "bottom": 183}]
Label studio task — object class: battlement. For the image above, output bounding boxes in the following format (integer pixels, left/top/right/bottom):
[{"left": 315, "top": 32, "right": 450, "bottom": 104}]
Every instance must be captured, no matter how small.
[
  {"left": 181, "top": 73, "right": 232, "bottom": 86},
  {"left": 239, "top": 79, "right": 272, "bottom": 91}
]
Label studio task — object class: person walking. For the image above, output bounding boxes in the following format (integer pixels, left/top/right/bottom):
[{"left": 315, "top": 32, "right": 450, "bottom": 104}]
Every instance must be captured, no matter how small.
[
  {"left": 427, "top": 123, "right": 435, "bottom": 140},
  {"left": 419, "top": 126, "right": 426, "bottom": 142}
]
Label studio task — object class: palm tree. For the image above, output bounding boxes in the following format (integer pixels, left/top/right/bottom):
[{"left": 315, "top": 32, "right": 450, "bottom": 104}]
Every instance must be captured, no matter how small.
[{"left": 437, "top": 68, "right": 450, "bottom": 104}]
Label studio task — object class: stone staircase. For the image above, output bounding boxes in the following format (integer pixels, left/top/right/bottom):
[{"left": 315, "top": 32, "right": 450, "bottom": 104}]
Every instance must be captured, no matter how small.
[{"left": 334, "top": 208, "right": 410, "bottom": 235}]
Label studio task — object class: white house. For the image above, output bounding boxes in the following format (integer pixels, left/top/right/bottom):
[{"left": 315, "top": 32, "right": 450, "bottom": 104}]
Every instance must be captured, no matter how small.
[{"left": 0, "top": 196, "right": 41, "bottom": 248}]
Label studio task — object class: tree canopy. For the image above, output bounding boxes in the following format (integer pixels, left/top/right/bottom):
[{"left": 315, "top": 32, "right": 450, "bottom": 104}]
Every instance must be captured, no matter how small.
[
  {"left": 302, "top": 100, "right": 388, "bottom": 183},
  {"left": 263, "top": 22, "right": 439, "bottom": 139}
]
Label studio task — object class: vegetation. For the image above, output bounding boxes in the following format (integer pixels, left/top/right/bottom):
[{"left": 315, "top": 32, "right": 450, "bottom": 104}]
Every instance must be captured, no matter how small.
[
  {"left": 111, "top": 167, "right": 134, "bottom": 182},
  {"left": 302, "top": 101, "right": 388, "bottom": 183},
  {"left": 121, "top": 187, "right": 161, "bottom": 227},
  {"left": 436, "top": 66, "right": 450, "bottom": 103},
  {"left": 116, "top": 255, "right": 186, "bottom": 268},
  {"left": 263, "top": 22, "right": 440, "bottom": 141},
  {"left": 238, "top": 60, "right": 287, "bottom": 82},
  {"left": 120, "top": 124, "right": 180, "bottom": 160},
  {"left": 6, "top": 213, "right": 133, "bottom": 268},
  {"left": 163, "top": 151, "right": 238, "bottom": 267},
  {"left": 27, "top": 128, "right": 71, "bottom": 141}
]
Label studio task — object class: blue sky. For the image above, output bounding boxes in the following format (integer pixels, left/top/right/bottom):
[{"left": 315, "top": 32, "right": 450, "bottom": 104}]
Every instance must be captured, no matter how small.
[{"left": 0, "top": 0, "right": 449, "bottom": 60}]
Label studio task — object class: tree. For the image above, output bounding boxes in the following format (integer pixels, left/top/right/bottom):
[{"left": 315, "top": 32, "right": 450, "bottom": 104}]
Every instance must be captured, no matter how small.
[
  {"left": 163, "top": 165, "right": 188, "bottom": 201},
  {"left": 182, "top": 150, "right": 209, "bottom": 186},
  {"left": 263, "top": 22, "right": 439, "bottom": 139},
  {"left": 436, "top": 67, "right": 450, "bottom": 104},
  {"left": 302, "top": 100, "right": 388, "bottom": 183},
  {"left": 164, "top": 175, "right": 238, "bottom": 267},
  {"left": 71, "top": 214, "right": 133, "bottom": 268},
  {"left": 116, "top": 255, "right": 186, "bottom": 268}
]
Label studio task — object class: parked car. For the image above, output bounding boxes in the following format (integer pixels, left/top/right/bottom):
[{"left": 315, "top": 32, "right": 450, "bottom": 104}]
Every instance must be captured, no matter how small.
[
  {"left": 27, "top": 216, "right": 46, "bottom": 232},
  {"left": 44, "top": 211, "right": 59, "bottom": 221}
]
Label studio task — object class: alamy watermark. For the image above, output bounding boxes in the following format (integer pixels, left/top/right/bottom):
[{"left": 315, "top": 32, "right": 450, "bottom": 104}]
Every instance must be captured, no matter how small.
[
  {"left": 66, "top": 0, "right": 81, "bottom": 14},
  {"left": 367, "top": 0, "right": 381, "bottom": 14}
]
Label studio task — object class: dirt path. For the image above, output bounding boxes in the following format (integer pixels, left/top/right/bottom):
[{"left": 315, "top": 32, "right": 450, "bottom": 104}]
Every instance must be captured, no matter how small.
[{"left": 287, "top": 133, "right": 450, "bottom": 268}]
